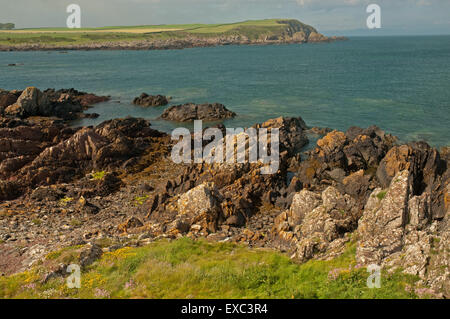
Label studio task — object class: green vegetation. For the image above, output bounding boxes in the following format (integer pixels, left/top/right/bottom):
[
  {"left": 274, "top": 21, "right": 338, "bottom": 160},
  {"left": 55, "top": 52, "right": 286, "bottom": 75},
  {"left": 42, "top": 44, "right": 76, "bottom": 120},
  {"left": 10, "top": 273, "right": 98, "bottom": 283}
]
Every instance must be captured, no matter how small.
[
  {"left": 0, "top": 238, "right": 423, "bottom": 299},
  {"left": 0, "top": 19, "right": 316, "bottom": 46},
  {"left": 70, "top": 218, "right": 83, "bottom": 227},
  {"left": 0, "top": 23, "right": 15, "bottom": 30},
  {"left": 376, "top": 190, "right": 388, "bottom": 200},
  {"left": 91, "top": 171, "right": 106, "bottom": 180},
  {"left": 59, "top": 196, "right": 73, "bottom": 205},
  {"left": 45, "top": 245, "right": 84, "bottom": 262},
  {"left": 134, "top": 195, "right": 149, "bottom": 206}
]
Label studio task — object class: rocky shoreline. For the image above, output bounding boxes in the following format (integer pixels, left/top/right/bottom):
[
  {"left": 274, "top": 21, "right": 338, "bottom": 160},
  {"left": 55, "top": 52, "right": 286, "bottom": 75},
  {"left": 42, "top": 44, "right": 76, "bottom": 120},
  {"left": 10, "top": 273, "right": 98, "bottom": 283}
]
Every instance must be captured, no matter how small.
[
  {"left": 0, "top": 87, "right": 448, "bottom": 297},
  {"left": 0, "top": 34, "right": 347, "bottom": 52}
]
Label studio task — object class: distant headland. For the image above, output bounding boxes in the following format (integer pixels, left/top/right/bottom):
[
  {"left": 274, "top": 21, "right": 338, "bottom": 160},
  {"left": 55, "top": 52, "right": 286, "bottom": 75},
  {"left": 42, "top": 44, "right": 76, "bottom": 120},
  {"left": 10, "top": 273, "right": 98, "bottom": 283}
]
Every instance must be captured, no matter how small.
[{"left": 0, "top": 19, "right": 347, "bottom": 51}]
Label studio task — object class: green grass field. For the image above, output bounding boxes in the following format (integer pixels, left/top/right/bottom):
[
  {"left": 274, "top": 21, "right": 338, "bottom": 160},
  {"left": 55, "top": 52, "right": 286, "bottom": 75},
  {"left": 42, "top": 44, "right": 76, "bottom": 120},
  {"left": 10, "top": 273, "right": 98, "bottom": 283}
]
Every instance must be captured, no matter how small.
[
  {"left": 0, "top": 238, "right": 425, "bottom": 299},
  {"left": 0, "top": 19, "right": 314, "bottom": 46}
]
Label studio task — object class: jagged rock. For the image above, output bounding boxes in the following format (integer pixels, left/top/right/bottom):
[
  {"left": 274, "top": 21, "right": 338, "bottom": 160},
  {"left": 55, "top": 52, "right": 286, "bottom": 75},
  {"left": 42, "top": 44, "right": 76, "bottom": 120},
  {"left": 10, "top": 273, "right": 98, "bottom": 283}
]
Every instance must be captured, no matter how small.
[
  {"left": 356, "top": 170, "right": 411, "bottom": 265},
  {"left": 133, "top": 93, "right": 168, "bottom": 107},
  {"left": 1, "top": 118, "right": 162, "bottom": 200},
  {"left": 377, "top": 142, "right": 447, "bottom": 219},
  {"left": 161, "top": 103, "right": 236, "bottom": 122},
  {"left": 175, "top": 182, "right": 223, "bottom": 233},
  {"left": 377, "top": 142, "right": 443, "bottom": 190},
  {"left": 339, "top": 169, "right": 371, "bottom": 206},
  {"left": 95, "top": 117, "right": 164, "bottom": 140},
  {"left": 254, "top": 117, "right": 308, "bottom": 156},
  {"left": 356, "top": 169, "right": 449, "bottom": 295},
  {"left": 274, "top": 186, "right": 357, "bottom": 262},
  {"left": 26, "top": 127, "right": 108, "bottom": 172},
  {"left": 297, "top": 126, "right": 396, "bottom": 191},
  {"left": 45, "top": 88, "right": 109, "bottom": 107}
]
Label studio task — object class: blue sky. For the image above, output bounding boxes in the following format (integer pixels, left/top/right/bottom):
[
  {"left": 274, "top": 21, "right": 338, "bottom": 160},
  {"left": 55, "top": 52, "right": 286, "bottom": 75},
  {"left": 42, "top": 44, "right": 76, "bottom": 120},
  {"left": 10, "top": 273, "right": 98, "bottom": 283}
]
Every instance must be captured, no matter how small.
[{"left": 1, "top": 0, "right": 450, "bottom": 35}]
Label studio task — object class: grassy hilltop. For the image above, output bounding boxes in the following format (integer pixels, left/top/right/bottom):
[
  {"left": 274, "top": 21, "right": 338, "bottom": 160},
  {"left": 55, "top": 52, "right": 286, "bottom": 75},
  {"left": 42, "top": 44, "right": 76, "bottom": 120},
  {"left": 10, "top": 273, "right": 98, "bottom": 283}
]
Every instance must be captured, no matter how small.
[{"left": 0, "top": 19, "right": 337, "bottom": 49}]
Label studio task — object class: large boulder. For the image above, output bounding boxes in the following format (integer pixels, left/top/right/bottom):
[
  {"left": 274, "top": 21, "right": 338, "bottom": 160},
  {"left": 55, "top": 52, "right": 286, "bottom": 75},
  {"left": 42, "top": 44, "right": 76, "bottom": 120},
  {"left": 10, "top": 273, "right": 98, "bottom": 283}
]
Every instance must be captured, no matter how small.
[
  {"left": 161, "top": 103, "right": 236, "bottom": 122},
  {"left": 4, "top": 87, "right": 49, "bottom": 118},
  {"left": 174, "top": 182, "right": 223, "bottom": 233},
  {"left": 273, "top": 186, "right": 358, "bottom": 262}
]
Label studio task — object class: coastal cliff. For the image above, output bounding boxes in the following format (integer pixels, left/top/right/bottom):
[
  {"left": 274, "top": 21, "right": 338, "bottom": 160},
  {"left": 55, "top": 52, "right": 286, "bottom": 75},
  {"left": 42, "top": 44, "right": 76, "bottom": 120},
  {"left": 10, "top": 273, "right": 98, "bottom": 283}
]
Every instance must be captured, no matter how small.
[{"left": 0, "top": 19, "right": 347, "bottom": 51}]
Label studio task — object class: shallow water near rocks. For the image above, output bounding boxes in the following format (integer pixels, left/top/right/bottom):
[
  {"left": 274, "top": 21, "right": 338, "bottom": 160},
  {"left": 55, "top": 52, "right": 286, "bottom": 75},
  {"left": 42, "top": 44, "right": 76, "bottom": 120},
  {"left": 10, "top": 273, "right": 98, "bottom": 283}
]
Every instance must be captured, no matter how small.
[{"left": 0, "top": 36, "right": 449, "bottom": 147}]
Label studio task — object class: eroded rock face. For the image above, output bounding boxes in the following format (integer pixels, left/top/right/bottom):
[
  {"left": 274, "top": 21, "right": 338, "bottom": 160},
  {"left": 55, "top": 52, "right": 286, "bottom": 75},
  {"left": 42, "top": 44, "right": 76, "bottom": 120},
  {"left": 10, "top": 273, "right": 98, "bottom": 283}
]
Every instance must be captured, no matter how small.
[
  {"left": 133, "top": 93, "right": 168, "bottom": 107},
  {"left": 377, "top": 142, "right": 448, "bottom": 220},
  {"left": 161, "top": 103, "right": 236, "bottom": 122},
  {"left": 356, "top": 170, "right": 411, "bottom": 265},
  {"left": 273, "top": 186, "right": 358, "bottom": 262},
  {"left": 296, "top": 126, "right": 397, "bottom": 210},
  {"left": 0, "top": 117, "right": 76, "bottom": 181},
  {"left": 356, "top": 170, "right": 449, "bottom": 295},
  {"left": 0, "top": 117, "right": 166, "bottom": 200},
  {"left": 299, "top": 126, "right": 396, "bottom": 186},
  {"left": 175, "top": 182, "right": 223, "bottom": 233}
]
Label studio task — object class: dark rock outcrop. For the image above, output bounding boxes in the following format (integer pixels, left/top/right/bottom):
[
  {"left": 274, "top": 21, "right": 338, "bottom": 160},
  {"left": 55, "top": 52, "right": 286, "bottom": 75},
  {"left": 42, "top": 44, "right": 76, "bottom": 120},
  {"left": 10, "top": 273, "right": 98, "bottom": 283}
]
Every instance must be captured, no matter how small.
[
  {"left": 0, "top": 117, "right": 166, "bottom": 200},
  {"left": 146, "top": 116, "right": 309, "bottom": 233},
  {"left": 2, "top": 87, "right": 109, "bottom": 120},
  {"left": 133, "top": 93, "right": 168, "bottom": 107},
  {"left": 297, "top": 126, "right": 396, "bottom": 196},
  {"left": 161, "top": 103, "right": 236, "bottom": 122},
  {"left": 377, "top": 142, "right": 447, "bottom": 219}
]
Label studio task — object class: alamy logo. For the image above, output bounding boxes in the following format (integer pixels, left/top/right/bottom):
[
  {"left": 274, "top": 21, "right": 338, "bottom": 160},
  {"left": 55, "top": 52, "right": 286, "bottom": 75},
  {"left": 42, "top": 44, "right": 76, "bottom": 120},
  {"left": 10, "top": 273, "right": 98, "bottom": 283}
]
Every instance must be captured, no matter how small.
[
  {"left": 66, "top": 264, "right": 81, "bottom": 289},
  {"left": 67, "top": 4, "right": 81, "bottom": 29},
  {"left": 366, "top": 264, "right": 381, "bottom": 288},
  {"left": 366, "top": 4, "right": 381, "bottom": 29},
  {"left": 171, "top": 121, "right": 280, "bottom": 175}
]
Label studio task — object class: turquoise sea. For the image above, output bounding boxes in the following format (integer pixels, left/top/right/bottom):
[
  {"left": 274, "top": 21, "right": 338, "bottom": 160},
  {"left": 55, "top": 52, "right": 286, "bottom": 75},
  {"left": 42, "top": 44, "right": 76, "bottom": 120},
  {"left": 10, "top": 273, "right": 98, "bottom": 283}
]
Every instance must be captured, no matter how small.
[{"left": 0, "top": 36, "right": 449, "bottom": 147}]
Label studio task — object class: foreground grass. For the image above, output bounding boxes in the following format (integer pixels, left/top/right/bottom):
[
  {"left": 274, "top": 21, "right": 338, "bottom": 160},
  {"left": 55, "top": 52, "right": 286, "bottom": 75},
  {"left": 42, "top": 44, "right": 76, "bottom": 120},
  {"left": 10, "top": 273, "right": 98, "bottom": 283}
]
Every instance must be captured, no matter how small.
[{"left": 0, "top": 238, "right": 421, "bottom": 299}]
